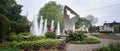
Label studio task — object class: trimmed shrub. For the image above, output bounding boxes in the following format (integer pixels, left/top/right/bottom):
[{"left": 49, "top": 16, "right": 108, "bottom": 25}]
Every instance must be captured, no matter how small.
[
  {"left": 85, "top": 38, "right": 100, "bottom": 44},
  {"left": 45, "top": 31, "right": 56, "bottom": 39},
  {"left": 67, "top": 31, "right": 87, "bottom": 41}
]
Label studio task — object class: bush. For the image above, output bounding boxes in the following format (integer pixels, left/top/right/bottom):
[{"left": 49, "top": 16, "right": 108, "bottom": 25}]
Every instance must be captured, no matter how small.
[
  {"left": 0, "top": 46, "right": 20, "bottom": 51},
  {"left": 12, "top": 39, "right": 60, "bottom": 49},
  {"left": 45, "top": 31, "right": 56, "bottom": 39},
  {"left": 97, "top": 43, "right": 120, "bottom": 51},
  {"left": 69, "top": 41, "right": 81, "bottom": 44},
  {"left": 67, "top": 31, "right": 87, "bottom": 41},
  {"left": 26, "top": 35, "right": 47, "bottom": 41},
  {"left": 92, "top": 33, "right": 104, "bottom": 38},
  {"left": 0, "top": 14, "right": 30, "bottom": 42},
  {"left": 69, "top": 38, "right": 100, "bottom": 44},
  {"left": 8, "top": 32, "right": 24, "bottom": 42},
  {"left": 18, "top": 32, "right": 31, "bottom": 36},
  {"left": 8, "top": 32, "right": 47, "bottom": 41},
  {"left": 85, "top": 38, "right": 100, "bottom": 44}
]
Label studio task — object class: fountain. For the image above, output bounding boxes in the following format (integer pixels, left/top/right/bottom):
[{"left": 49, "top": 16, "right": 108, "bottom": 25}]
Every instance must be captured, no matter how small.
[
  {"left": 30, "top": 6, "right": 79, "bottom": 36},
  {"left": 51, "top": 20, "right": 54, "bottom": 31},
  {"left": 30, "top": 16, "right": 38, "bottom": 35},
  {"left": 43, "top": 19, "right": 47, "bottom": 34},
  {"left": 30, "top": 16, "right": 56, "bottom": 36},
  {"left": 56, "top": 21, "right": 60, "bottom": 35},
  {"left": 38, "top": 16, "right": 44, "bottom": 36}
]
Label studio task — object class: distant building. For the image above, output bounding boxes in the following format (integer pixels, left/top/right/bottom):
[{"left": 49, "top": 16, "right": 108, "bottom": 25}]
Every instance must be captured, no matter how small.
[
  {"left": 78, "top": 25, "right": 88, "bottom": 32},
  {"left": 99, "top": 21, "right": 120, "bottom": 33}
]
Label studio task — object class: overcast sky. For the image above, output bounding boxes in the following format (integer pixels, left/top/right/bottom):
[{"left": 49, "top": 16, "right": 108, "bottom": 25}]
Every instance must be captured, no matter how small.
[{"left": 16, "top": 0, "right": 120, "bottom": 26}]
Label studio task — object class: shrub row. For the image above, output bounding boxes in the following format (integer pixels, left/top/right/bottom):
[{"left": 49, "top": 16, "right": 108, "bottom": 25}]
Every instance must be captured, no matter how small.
[
  {"left": 69, "top": 38, "right": 100, "bottom": 44},
  {"left": 8, "top": 32, "right": 46, "bottom": 42},
  {"left": 10, "top": 39, "right": 60, "bottom": 49}
]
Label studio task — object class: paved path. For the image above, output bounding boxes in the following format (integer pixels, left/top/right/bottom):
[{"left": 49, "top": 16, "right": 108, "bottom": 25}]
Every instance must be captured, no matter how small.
[{"left": 66, "top": 34, "right": 120, "bottom": 51}]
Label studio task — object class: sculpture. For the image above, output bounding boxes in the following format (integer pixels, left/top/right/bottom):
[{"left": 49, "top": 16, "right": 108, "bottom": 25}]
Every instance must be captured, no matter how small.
[{"left": 64, "top": 5, "right": 79, "bottom": 31}]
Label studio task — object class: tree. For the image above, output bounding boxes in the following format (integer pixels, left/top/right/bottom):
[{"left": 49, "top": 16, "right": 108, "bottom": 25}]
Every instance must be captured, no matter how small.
[
  {"left": 0, "top": 0, "right": 23, "bottom": 21},
  {"left": 86, "top": 15, "right": 97, "bottom": 25},
  {"left": 38, "top": 1, "right": 63, "bottom": 30},
  {"left": 75, "top": 18, "right": 90, "bottom": 29},
  {"left": 86, "top": 15, "right": 98, "bottom": 34},
  {"left": 16, "top": 16, "right": 30, "bottom": 25}
]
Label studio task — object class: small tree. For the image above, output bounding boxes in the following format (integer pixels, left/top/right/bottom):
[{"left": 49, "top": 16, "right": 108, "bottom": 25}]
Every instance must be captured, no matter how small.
[{"left": 86, "top": 15, "right": 97, "bottom": 34}]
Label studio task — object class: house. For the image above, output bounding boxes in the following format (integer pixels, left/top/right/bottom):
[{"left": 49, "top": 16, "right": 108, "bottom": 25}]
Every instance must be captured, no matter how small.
[{"left": 99, "top": 21, "right": 120, "bottom": 33}]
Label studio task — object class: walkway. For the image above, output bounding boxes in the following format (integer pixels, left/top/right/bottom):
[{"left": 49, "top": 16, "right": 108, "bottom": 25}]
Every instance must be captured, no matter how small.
[{"left": 66, "top": 33, "right": 120, "bottom": 51}]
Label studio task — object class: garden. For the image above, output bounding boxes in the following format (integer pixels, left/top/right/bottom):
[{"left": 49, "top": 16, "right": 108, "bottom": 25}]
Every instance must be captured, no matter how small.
[{"left": 0, "top": 31, "right": 66, "bottom": 51}]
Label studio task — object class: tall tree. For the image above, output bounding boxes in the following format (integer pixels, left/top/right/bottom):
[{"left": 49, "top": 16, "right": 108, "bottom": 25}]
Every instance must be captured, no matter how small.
[
  {"left": 39, "top": 1, "right": 63, "bottom": 29},
  {"left": 0, "top": 0, "right": 22, "bottom": 21},
  {"left": 86, "top": 15, "right": 98, "bottom": 34}
]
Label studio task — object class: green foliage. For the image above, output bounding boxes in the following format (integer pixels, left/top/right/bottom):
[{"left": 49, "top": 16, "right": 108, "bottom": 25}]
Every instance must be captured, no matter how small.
[
  {"left": 97, "top": 43, "right": 120, "bottom": 51},
  {"left": 69, "top": 38, "right": 100, "bottom": 44},
  {"left": 75, "top": 18, "right": 90, "bottom": 29},
  {"left": 92, "top": 33, "right": 104, "bottom": 38},
  {"left": 16, "top": 16, "right": 30, "bottom": 25},
  {"left": 18, "top": 32, "right": 31, "bottom": 36},
  {"left": 85, "top": 38, "right": 100, "bottom": 44},
  {"left": 10, "top": 21, "right": 30, "bottom": 33},
  {"left": 0, "top": 0, "right": 23, "bottom": 21},
  {"left": 0, "top": 46, "right": 20, "bottom": 51},
  {"left": 45, "top": 31, "right": 56, "bottom": 39},
  {"left": 12, "top": 39, "right": 60, "bottom": 48},
  {"left": 26, "top": 36, "right": 47, "bottom": 41},
  {"left": 0, "top": 14, "right": 11, "bottom": 42},
  {"left": 97, "top": 46, "right": 110, "bottom": 51},
  {"left": 0, "top": 14, "right": 30, "bottom": 42},
  {"left": 67, "top": 31, "right": 87, "bottom": 41},
  {"left": 8, "top": 32, "right": 24, "bottom": 42},
  {"left": 39, "top": 1, "right": 63, "bottom": 29},
  {"left": 8, "top": 32, "right": 47, "bottom": 41}
]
